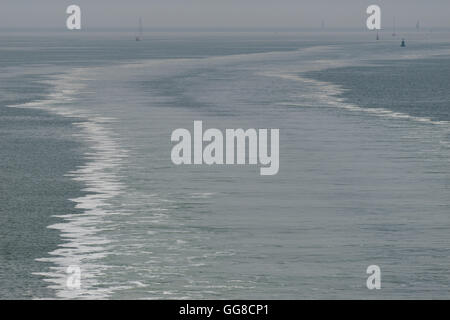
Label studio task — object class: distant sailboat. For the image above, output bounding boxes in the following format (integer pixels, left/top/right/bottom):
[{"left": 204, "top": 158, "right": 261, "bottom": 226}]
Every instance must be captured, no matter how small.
[
  {"left": 136, "top": 18, "right": 143, "bottom": 41},
  {"left": 376, "top": 30, "right": 380, "bottom": 40},
  {"left": 416, "top": 20, "right": 420, "bottom": 32},
  {"left": 401, "top": 38, "right": 406, "bottom": 47},
  {"left": 392, "top": 17, "right": 396, "bottom": 36}
]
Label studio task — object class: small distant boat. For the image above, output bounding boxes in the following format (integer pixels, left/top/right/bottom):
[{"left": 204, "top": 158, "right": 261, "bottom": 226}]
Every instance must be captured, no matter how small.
[
  {"left": 392, "top": 17, "right": 396, "bottom": 36},
  {"left": 136, "top": 18, "right": 143, "bottom": 41},
  {"left": 401, "top": 39, "right": 406, "bottom": 47},
  {"left": 376, "top": 30, "right": 380, "bottom": 40}
]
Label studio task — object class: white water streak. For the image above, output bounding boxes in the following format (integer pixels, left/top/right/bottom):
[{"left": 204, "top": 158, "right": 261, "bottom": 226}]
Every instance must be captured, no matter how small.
[{"left": 9, "top": 70, "right": 128, "bottom": 299}]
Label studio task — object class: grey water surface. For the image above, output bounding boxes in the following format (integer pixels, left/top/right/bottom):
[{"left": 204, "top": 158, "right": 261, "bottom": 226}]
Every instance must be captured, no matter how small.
[{"left": 0, "top": 31, "right": 449, "bottom": 299}]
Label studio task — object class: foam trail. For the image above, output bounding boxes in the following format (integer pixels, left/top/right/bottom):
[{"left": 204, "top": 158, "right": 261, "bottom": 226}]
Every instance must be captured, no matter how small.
[
  {"left": 259, "top": 44, "right": 450, "bottom": 127},
  {"left": 263, "top": 71, "right": 450, "bottom": 127},
  {"left": 9, "top": 70, "right": 128, "bottom": 299}
]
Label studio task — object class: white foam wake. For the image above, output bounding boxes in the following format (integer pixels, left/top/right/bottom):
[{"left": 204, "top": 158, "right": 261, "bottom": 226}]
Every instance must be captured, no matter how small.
[
  {"left": 258, "top": 43, "right": 450, "bottom": 127},
  {"left": 9, "top": 70, "right": 128, "bottom": 299},
  {"left": 265, "top": 72, "right": 450, "bottom": 126}
]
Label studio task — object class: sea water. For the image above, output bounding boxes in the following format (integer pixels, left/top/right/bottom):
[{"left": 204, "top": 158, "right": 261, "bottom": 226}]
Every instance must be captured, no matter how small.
[{"left": 0, "top": 31, "right": 449, "bottom": 299}]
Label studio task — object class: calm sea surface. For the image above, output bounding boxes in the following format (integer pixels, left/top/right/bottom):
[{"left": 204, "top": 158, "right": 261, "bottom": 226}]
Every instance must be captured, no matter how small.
[{"left": 0, "top": 31, "right": 449, "bottom": 299}]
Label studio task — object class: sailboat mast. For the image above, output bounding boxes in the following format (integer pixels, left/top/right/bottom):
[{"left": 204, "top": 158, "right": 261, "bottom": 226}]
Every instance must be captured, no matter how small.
[
  {"left": 392, "top": 17, "right": 396, "bottom": 36},
  {"left": 136, "top": 17, "right": 143, "bottom": 41}
]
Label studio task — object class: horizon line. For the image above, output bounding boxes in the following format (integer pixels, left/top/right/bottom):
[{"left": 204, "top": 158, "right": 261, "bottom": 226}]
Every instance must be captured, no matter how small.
[{"left": 2, "top": 26, "right": 450, "bottom": 32}]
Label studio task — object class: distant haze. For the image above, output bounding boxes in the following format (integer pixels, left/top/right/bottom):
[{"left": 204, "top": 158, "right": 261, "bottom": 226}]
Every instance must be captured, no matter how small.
[{"left": 1, "top": 0, "right": 450, "bottom": 29}]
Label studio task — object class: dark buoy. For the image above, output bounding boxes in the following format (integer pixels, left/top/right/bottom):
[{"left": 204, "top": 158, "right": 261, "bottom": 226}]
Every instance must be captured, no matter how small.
[{"left": 401, "top": 39, "right": 406, "bottom": 47}]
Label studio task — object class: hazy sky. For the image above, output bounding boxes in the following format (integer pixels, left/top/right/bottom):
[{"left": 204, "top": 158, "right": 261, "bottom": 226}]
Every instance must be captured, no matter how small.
[{"left": 1, "top": 0, "right": 449, "bottom": 29}]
